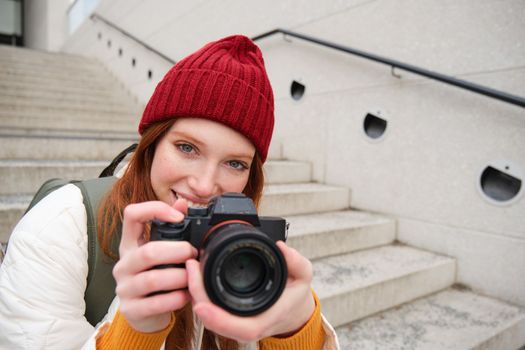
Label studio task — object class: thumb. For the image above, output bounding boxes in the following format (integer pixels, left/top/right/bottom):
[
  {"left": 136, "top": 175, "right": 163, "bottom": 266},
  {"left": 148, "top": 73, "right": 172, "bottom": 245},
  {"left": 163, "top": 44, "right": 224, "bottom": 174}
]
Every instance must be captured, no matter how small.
[{"left": 276, "top": 241, "right": 312, "bottom": 282}]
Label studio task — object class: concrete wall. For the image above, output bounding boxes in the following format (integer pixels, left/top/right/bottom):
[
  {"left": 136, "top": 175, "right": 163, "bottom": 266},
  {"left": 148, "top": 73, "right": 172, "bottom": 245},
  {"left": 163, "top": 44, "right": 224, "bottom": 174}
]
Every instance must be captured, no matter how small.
[
  {"left": 24, "top": 0, "right": 70, "bottom": 51},
  {"left": 60, "top": 0, "right": 525, "bottom": 305}
]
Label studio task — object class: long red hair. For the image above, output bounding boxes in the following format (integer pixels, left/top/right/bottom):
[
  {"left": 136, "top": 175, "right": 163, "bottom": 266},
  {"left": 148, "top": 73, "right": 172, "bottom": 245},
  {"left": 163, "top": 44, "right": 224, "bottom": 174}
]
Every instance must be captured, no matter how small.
[{"left": 97, "top": 118, "right": 265, "bottom": 349}]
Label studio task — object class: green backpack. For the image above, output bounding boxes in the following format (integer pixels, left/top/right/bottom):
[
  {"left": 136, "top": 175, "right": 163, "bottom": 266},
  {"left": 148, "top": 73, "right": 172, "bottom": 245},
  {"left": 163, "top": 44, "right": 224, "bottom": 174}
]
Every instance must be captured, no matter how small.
[
  {"left": 23, "top": 144, "right": 136, "bottom": 327},
  {"left": 26, "top": 176, "right": 117, "bottom": 326}
]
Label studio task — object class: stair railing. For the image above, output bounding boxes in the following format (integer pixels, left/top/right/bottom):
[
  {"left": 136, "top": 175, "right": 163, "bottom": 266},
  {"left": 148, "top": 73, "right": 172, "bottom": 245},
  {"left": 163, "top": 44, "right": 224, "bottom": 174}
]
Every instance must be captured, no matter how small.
[
  {"left": 90, "top": 14, "right": 175, "bottom": 64},
  {"left": 253, "top": 29, "right": 525, "bottom": 108},
  {"left": 89, "top": 13, "right": 525, "bottom": 109}
]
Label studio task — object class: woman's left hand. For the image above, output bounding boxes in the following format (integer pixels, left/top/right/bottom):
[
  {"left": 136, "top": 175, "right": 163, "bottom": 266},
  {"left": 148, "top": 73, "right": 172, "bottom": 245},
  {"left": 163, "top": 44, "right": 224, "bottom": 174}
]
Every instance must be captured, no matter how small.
[{"left": 186, "top": 241, "right": 316, "bottom": 342}]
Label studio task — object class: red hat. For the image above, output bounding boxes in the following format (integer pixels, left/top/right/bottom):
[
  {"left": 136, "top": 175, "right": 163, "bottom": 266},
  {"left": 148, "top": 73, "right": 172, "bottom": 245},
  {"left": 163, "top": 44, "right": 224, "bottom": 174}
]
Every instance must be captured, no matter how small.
[{"left": 139, "top": 35, "right": 274, "bottom": 162}]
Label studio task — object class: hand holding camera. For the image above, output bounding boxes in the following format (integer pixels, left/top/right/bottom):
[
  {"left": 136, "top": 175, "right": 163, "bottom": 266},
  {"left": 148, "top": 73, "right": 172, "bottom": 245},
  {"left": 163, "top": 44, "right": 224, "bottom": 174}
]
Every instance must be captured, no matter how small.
[
  {"left": 113, "top": 199, "right": 196, "bottom": 333},
  {"left": 187, "top": 240, "right": 316, "bottom": 343},
  {"left": 150, "top": 192, "right": 288, "bottom": 316},
  {"left": 115, "top": 193, "right": 315, "bottom": 340}
]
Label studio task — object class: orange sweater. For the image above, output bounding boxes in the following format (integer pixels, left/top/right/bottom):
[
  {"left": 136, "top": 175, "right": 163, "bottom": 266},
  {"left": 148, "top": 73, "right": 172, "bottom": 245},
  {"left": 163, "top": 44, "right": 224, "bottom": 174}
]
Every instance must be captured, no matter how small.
[{"left": 96, "top": 292, "right": 325, "bottom": 349}]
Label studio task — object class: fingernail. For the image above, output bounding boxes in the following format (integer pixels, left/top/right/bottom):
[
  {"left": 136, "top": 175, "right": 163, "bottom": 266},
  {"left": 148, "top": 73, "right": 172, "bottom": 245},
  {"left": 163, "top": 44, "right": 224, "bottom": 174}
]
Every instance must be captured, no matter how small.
[{"left": 170, "top": 211, "right": 183, "bottom": 221}]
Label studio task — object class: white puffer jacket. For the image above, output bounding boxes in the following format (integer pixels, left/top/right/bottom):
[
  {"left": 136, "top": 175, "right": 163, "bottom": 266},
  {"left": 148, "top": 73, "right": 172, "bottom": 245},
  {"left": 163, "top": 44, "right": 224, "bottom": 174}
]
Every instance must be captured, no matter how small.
[{"left": 0, "top": 184, "right": 339, "bottom": 349}]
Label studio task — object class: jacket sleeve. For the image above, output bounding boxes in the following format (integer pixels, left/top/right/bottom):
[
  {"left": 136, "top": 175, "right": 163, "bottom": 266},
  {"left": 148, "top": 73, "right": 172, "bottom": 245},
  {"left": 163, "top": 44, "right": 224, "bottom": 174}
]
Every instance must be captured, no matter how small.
[
  {"left": 0, "top": 185, "right": 95, "bottom": 349},
  {"left": 320, "top": 314, "right": 340, "bottom": 350}
]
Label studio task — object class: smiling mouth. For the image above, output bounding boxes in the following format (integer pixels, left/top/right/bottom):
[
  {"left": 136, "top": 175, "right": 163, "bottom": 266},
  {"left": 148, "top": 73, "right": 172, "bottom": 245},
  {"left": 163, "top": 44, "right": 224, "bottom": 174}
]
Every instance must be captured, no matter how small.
[{"left": 172, "top": 190, "right": 209, "bottom": 208}]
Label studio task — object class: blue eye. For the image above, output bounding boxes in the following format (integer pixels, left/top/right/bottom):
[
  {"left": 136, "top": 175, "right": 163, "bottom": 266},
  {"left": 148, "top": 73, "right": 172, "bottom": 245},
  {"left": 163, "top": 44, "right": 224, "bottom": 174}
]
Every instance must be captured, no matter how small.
[
  {"left": 177, "top": 143, "right": 194, "bottom": 153},
  {"left": 229, "top": 160, "right": 248, "bottom": 170}
]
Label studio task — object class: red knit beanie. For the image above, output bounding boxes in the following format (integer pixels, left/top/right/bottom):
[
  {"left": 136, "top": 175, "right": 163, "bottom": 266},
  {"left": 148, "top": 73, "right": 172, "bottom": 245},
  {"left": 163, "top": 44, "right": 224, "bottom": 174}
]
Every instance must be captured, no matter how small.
[{"left": 139, "top": 35, "right": 274, "bottom": 162}]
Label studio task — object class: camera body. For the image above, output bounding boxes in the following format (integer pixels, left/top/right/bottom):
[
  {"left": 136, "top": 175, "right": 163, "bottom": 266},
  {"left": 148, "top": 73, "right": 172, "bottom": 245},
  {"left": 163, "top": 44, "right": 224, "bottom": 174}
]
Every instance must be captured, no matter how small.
[
  {"left": 150, "top": 192, "right": 288, "bottom": 316},
  {"left": 150, "top": 192, "right": 287, "bottom": 247}
]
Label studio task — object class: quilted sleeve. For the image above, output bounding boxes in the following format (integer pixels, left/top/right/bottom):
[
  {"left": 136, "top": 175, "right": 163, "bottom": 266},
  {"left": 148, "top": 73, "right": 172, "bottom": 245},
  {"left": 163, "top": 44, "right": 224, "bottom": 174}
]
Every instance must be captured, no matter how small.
[{"left": 0, "top": 184, "right": 95, "bottom": 349}]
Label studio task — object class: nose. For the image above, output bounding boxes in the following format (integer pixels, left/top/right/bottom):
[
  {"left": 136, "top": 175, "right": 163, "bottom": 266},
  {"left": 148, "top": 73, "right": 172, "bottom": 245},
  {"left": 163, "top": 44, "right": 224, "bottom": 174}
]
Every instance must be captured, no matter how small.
[{"left": 188, "top": 164, "right": 219, "bottom": 200}]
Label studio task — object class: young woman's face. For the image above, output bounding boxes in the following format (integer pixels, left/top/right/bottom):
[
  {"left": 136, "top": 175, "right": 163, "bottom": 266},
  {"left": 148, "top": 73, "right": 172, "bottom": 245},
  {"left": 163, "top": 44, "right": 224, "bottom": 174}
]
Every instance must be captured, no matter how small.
[{"left": 150, "top": 118, "right": 256, "bottom": 207}]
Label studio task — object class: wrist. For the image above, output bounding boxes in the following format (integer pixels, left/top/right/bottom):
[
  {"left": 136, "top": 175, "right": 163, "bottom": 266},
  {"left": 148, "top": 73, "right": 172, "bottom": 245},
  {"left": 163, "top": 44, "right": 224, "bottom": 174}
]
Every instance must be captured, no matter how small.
[
  {"left": 127, "top": 313, "right": 173, "bottom": 333},
  {"left": 275, "top": 291, "right": 316, "bottom": 338}
]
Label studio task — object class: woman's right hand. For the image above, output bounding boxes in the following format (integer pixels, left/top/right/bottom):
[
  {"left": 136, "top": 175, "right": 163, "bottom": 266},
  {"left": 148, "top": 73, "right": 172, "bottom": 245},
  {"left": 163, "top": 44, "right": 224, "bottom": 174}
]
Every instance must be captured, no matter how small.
[{"left": 112, "top": 199, "right": 197, "bottom": 333}]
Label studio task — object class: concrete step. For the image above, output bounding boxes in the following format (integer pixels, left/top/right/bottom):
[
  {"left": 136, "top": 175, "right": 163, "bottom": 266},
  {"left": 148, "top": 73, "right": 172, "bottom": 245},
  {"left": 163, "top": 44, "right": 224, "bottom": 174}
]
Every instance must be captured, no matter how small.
[
  {"left": 260, "top": 183, "right": 351, "bottom": 216},
  {"left": 0, "top": 64, "right": 112, "bottom": 80},
  {"left": 0, "top": 71, "right": 123, "bottom": 89},
  {"left": 0, "top": 96, "right": 140, "bottom": 115},
  {"left": 0, "top": 84, "right": 139, "bottom": 107},
  {"left": 314, "top": 244, "right": 456, "bottom": 328},
  {"left": 264, "top": 160, "right": 311, "bottom": 184},
  {"left": 0, "top": 80, "right": 133, "bottom": 100},
  {"left": 0, "top": 128, "right": 138, "bottom": 160},
  {"left": 0, "top": 52, "right": 98, "bottom": 66},
  {"left": 0, "top": 160, "right": 113, "bottom": 195},
  {"left": 0, "top": 46, "right": 102, "bottom": 69},
  {"left": 0, "top": 63, "right": 106, "bottom": 78},
  {"left": 0, "top": 194, "right": 31, "bottom": 243},
  {"left": 0, "top": 103, "right": 140, "bottom": 120},
  {"left": 285, "top": 210, "right": 395, "bottom": 260},
  {"left": 0, "top": 111, "right": 140, "bottom": 132},
  {"left": 0, "top": 60, "right": 102, "bottom": 76},
  {"left": 336, "top": 287, "right": 525, "bottom": 350}
]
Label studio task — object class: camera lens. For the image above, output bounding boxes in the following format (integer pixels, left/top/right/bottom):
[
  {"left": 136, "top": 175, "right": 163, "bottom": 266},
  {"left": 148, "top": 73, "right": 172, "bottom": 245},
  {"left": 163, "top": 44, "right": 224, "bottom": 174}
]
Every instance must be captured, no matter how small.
[
  {"left": 200, "top": 223, "right": 287, "bottom": 316},
  {"left": 222, "top": 249, "right": 266, "bottom": 294}
]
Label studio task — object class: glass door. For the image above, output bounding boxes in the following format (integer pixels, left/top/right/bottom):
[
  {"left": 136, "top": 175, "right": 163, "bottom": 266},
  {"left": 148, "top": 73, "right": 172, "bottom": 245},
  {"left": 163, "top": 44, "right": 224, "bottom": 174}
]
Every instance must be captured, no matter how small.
[{"left": 0, "top": 0, "right": 23, "bottom": 46}]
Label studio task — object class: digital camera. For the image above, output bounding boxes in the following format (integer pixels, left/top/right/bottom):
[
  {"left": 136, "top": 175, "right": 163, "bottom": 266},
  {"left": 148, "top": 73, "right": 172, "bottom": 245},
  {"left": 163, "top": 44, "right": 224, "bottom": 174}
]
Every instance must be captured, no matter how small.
[{"left": 150, "top": 192, "right": 288, "bottom": 316}]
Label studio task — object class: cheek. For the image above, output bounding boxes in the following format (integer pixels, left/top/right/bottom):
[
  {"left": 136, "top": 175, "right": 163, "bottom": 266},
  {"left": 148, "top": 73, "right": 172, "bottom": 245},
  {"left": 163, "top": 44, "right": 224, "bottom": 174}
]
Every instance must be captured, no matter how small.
[
  {"left": 222, "top": 172, "right": 250, "bottom": 193},
  {"left": 150, "top": 147, "right": 176, "bottom": 188},
  {"left": 149, "top": 156, "right": 165, "bottom": 196}
]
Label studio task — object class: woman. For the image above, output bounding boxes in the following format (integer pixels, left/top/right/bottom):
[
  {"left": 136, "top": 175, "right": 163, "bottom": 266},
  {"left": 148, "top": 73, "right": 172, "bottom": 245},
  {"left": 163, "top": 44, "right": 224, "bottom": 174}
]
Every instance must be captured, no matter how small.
[{"left": 0, "top": 35, "right": 339, "bottom": 349}]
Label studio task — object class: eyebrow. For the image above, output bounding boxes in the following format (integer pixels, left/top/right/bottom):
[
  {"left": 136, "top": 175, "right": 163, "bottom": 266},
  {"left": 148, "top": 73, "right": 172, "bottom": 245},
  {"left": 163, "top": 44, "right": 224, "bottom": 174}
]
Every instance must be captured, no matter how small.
[{"left": 169, "top": 130, "right": 255, "bottom": 160}]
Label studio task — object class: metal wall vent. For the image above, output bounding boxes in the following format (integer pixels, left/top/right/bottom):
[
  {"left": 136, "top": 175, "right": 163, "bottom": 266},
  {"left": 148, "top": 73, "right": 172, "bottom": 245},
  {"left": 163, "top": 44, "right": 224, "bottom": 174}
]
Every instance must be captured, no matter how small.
[
  {"left": 363, "top": 112, "right": 388, "bottom": 140},
  {"left": 291, "top": 80, "right": 305, "bottom": 101},
  {"left": 478, "top": 161, "right": 523, "bottom": 205}
]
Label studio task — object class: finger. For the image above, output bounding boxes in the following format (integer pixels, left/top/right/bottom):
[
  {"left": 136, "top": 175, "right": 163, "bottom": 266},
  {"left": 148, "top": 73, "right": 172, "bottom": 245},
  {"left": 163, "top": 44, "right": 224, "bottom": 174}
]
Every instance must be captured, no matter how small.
[
  {"left": 276, "top": 241, "right": 312, "bottom": 282},
  {"left": 192, "top": 303, "right": 266, "bottom": 342},
  {"left": 116, "top": 267, "right": 189, "bottom": 298},
  {"left": 120, "top": 201, "right": 184, "bottom": 254},
  {"left": 186, "top": 259, "right": 212, "bottom": 304},
  {"left": 171, "top": 197, "right": 188, "bottom": 216},
  {"left": 120, "top": 289, "right": 190, "bottom": 321},
  {"left": 114, "top": 241, "right": 197, "bottom": 277}
]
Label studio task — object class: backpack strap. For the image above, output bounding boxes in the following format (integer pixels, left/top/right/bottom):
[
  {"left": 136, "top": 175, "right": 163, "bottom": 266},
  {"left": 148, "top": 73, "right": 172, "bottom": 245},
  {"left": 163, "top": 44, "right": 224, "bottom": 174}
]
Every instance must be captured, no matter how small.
[
  {"left": 23, "top": 144, "right": 136, "bottom": 327},
  {"left": 25, "top": 178, "right": 79, "bottom": 215},
  {"left": 74, "top": 176, "right": 118, "bottom": 327}
]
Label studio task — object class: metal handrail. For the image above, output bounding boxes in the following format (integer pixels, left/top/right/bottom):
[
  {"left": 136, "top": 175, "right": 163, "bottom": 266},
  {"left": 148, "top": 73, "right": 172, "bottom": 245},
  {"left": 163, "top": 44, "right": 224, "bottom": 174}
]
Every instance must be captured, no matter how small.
[
  {"left": 87, "top": 15, "right": 525, "bottom": 109},
  {"left": 253, "top": 29, "right": 525, "bottom": 108},
  {"left": 90, "top": 13, "right": 175, "bottom": 64}
]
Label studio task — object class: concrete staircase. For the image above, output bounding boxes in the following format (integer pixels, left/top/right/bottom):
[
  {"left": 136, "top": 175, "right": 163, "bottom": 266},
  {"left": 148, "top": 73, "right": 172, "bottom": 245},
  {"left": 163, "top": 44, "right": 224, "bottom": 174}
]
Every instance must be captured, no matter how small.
[
  {"left": 261, "top": 147, "right": 525, "bottom": 350},
  {"left": 1, "top": 45, "right": 524, "bottom": 349},
  {"left": 0, "top": 45, "right": 141, "bottom": 244}
]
